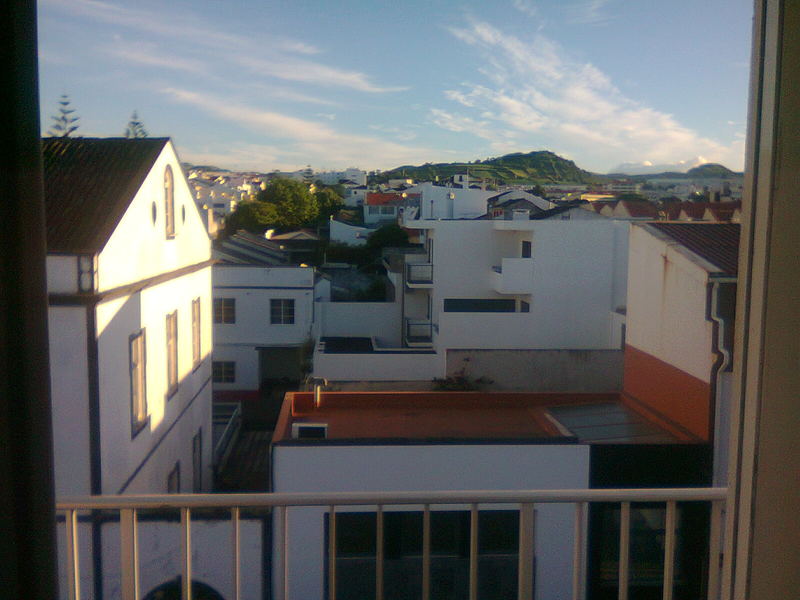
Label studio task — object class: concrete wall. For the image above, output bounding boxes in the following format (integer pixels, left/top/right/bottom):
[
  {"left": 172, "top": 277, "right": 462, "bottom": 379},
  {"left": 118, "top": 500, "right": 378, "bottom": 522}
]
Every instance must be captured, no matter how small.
[
  {"left": 447, "top": 349, "right": 623, "bottom": 391},
  {"left": 272, "top": 444, "right": 590, "bottom": 600},
  {"left": 47, "top": 255, "right": 78, "bottom": 293},
  {"left": 313, "top": 348, "right": 443, "bottom": 381},
  {"left": 329, "top": 219, "right": 370, "bottom": 246},
  {"left": 317, "top": 300, "right": 402, "bottom": 346},
  {"left": 98, "top": 141, "right": 211, "bottom": 291},
  {"left": 406, "top": 182, "right": 493, "bottom": 219}
]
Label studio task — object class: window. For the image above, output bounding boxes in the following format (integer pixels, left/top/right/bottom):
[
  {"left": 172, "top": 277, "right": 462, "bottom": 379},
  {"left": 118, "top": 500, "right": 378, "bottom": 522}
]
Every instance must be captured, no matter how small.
[
  {"left": 212, "top": 361, "right": 235, "bottom": 383},
  {"left": 166, "top": 311, "right": 178, "bottom": 397},
  {"left": 521, "top": 240, "right": 532, "bottom": 258},
  {"left": 192, "top": 429, "right": 202, "bottom": 492},
  {"left": 213, "top": 298, "right": 235, "bottom": 324},
  {"left": 270, "top": 298, "right": 295, "bottom": 324},
  {"left": 164, "top": 165, "right": 175, "bottom": 238},
  {"left": 167, "top": 462, "right": 180, "bottom": 493},
  {"left": 520, "top": 300, "right": 530, "bottom": 313},
  {"left": 192, "top": 297, "right": 201, "bottom": 367},
  {"left": 368, "top": 206, "right": 380, "bottom": 215},
  {"left": 129, "top": 330, "right": 147, "bottom": 436},
  {"left": 443, "top": 298, "right": 516, "bottom": 312},
  {"left": 380, "top": 206, "right": 395, "bottom": 215},
  {"left": 328, "top": 510, "right": 522, "bottom": 600}
]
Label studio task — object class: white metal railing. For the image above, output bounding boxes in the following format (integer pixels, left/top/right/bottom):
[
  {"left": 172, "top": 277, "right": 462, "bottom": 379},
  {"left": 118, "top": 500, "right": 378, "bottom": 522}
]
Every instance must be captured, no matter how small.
[
  {"left": 406, "top": 262, "right": 433, "bottom": 284},
  {"left": 212, "top": 401, "right": 242, "bottom": 470},
  {"left": 56, "top": 487, "right": 726, "bottom": 600}
]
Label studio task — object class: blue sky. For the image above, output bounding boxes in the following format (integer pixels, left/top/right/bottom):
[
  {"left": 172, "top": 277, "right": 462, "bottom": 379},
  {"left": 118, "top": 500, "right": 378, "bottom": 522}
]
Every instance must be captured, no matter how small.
[{"left": 38, "top": 0, "right": 753, "bottom": 173}]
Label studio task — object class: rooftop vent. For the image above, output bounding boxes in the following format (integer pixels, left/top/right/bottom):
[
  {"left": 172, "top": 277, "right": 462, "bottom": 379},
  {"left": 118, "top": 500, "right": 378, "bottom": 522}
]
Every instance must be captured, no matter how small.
[{"left": 292, "top": 423, "right": 328, "bottom": 440}]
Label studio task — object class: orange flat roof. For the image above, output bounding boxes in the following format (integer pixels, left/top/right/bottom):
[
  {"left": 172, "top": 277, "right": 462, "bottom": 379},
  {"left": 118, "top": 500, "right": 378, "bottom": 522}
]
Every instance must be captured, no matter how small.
[{"left": 272, "top": 391, "right": 689, "bottom": 444}]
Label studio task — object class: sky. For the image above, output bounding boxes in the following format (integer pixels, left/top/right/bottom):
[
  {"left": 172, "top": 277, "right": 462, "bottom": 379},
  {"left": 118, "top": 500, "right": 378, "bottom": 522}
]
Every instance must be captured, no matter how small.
[{"left": 38, "top": 0, "right": 753, "bottom": 174}]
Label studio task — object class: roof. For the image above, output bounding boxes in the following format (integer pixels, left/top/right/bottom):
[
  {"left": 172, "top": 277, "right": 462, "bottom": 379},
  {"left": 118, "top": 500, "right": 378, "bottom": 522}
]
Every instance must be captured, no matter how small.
[
  {"left": 617, "top": 200, "right": 659, "bottom": 218},
  {"left": 679, "top": 202, "right": 707, "bottom": 220},
  {"left": 269, "top": 229, "right": 320, "bottom": 241},
  {"left": 272, "top": 391, "right": 685, "bottom": 444},
  {"left": 647, "top": 222, "right": 740, "bottom": 276},
  {"left": 43, "top": 137, "right": 170, "bottom": 253},
  {"left": 214, "top": 230, "right": 289, "bottom": 265},
  {"left": 530, "top": 200, "right": 588, "bottom": 219},
  {"left": 365, "top": 192, "right": 421, "bottom": 206}
]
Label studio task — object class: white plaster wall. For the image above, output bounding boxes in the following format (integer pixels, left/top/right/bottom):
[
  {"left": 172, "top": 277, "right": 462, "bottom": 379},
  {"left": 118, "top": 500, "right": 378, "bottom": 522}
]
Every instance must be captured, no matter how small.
[
  {"left": 318, "top": 301, "right": 402, "bottom": 346},
  {"left": 330, "top": 219, "right": 370, "bottom": 246},
  {"left": 48, "top": 306, "right": 92, "bottom": 496},
  {"left": 97, "top": 141, "right": 211, "bottom": 291},
  {"left": 214, "top": 264, "right": 314, "bottom": 289},
  {"left": 313, "top": 348, "right": 443, "bottom": 381},
  {"left": 46, "top": 255, "right": 78, "bottom": 293},
  {"left": 96, "top": 266, "right": 213, "bottom": 494},
  {"left": 626, "top": 226, "right": 714, "bottom": 382},
  {"left": 407, "top": 182, "right": 493, "bottom": 219},
  {"left": 210, "top": 344, "right": 260, "bottom": 391},
  {"left": 272, "top": 444, "right": 590, "bottom": 600}
]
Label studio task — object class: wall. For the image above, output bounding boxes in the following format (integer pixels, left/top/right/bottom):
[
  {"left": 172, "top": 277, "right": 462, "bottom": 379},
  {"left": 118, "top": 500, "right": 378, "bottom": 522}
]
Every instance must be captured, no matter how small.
[
  {"left": 313, "top": 348, "right": 443, "bottom": 381},
  {"left": 97, "top": 142, "right": 211, "bottom": 291},
  {"left": 329, "top": 219, "right": 370, "bottom": 246},
  {"left": 447, "top": 349, "right": 623, "bottom": 391},
  {"left": 317, "top": 300, "right": 402, "bottom": 346},
  {"left": 48, "top": 306, "right": 92, "bottom": 496},
  {"left": 96, "top": 266, "right": 214, "bottom": 494},
  {"left": 407, "top": 182, "right": 493, "bottom": 219},
  {"left": 46, "top": 255, "right": 78, "bottom": 293},
  {"left": 272, "top": 444, "right": 590, "bottom": 600}
]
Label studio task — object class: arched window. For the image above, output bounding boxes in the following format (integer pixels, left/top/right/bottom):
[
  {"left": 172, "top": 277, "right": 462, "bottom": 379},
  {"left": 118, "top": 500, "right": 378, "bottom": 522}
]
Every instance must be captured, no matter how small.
[{"left": 164, "top": 165, "right": 175, "bottom": 238}]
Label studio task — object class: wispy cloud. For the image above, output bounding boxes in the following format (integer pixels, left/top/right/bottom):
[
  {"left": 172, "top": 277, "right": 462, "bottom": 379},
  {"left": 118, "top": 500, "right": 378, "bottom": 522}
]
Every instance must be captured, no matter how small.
[
  {"left": 511, "top": 0, "right": 539, "bottom": 18},
  {"left": 567, "top": 0, "right": 614, "bottom": 26},
  {"left": 161, "top": 88, "right": 438, "bottom": 169},
  {"left": 437, "top": 18, "right": 744, "bottom": 170}
]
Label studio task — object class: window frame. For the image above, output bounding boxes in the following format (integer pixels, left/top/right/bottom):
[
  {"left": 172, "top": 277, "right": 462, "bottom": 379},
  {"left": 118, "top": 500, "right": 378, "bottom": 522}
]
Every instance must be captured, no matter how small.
[
  {"left": 270, "top": 298, "right": 296, "bottom": 325},
  {"left": 167, "top": 461, "right": 180, "bottom": 493},
  {"left": 212, "top": 361, "right": 236, "bottom": 383},
  {"left": 164, "top": 165, "right": 175, "bottom": 239},
  {"left": 129, "top": 329, "right": 148, "bottom": 438},
  {"left": 213, "top": 297, "right": 236, "bottom": 324},
  {"left": 192, "top": 429, "right": 203, "bottom": 492},
  {"left": 166, "top": 310, "right": 178, "bottom": 398},
  {"left": 191, "top": 297, "right": 201, "bottom": 369}
]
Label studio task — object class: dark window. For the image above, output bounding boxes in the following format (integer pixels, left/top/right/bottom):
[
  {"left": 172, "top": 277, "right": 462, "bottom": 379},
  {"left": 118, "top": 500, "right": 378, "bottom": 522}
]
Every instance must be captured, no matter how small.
[
  {"left": 167, "top": 462, "right": 180, "bottom": 493},
  {"left": 521, "top": 240, "right": 532, "bottom": 258},
  {"left": 212, "top": 361, "right": 235, "bottom": 383},
  {"left": 328, "top": 510, "right": 522, "bottom": 600},
  {"left": 443, "top": 298, "right": 516, "bottom": 312},
  {"left": 368, "top": 206, "right": 380, "bottom": 214},
  {"left": 164, "top": 165, "right": 175, "bottom": 238},
  {"left": 520, "top": 300, "right": 530, "bottom": 313},
  {"left": 380, "top": 206, "right": 395, "bottom": 215},
  {"left": 192, "top": 297, "right": 201, "bottom": 367},
  {"left": 192, "top": 429, "right": 202, "bottom": 492},
  {"left": 166, "top": 311, "right": 178, "bottom": 397},
  {"left": 270, "top": 299, "right": 295, "bottom": 324},
  {"left": 130, "top": 330, "right": 148, "bottom": 436},
  {"left": 213, "top": 298, "right": 235, "bottom": 324}
]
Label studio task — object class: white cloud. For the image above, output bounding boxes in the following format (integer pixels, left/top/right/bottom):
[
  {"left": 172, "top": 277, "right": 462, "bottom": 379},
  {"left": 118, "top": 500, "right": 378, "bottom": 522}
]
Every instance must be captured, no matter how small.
[
  {"left": 567, "top": 0, "right": 614, "bottom": 26},
  {"left": 437, "top": 18, "right": 744, "bottom": 171},
  {"left": 511, "top": 0, "right": 538, "bottom": 18}
]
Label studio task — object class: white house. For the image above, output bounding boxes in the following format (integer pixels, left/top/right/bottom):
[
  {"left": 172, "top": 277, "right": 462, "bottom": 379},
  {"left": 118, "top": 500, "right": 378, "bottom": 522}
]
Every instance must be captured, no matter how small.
[
  {"left": 404, "top": 182, "right": 495, "bottom": 220},
  {"left": 316, "top": 167, "right": 367, "bottom": 186}
]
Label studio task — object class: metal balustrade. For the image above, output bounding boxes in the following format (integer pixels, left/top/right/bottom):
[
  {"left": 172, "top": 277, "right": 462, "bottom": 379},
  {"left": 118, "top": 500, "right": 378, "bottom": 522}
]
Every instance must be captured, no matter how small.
[
  {"left": 56, "top": 487, "right": 726, "bottom": 600},
  {"left": 406, "top": 263, "right": 434, "bottom": 285}
]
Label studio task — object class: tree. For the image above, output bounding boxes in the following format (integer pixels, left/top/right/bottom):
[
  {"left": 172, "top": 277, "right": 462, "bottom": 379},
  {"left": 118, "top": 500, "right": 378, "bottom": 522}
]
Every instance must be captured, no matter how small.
[
  {"left": 314, "top": 187, "right": 344, "bottom": 222},
  {"left": 256, "top": 178, "right": 318, "bottom": 230},
  {"left": 365, "top": 224, "right": 410, "bottom": 254},
  {"left": 47, "top": 94, "right": 80, "bottom": 137},
  {"left": 224, "top": 201, "right": 278, "bottom": 234},
  {"left": 124, "top": 111, "right": 148, "bottom": 138}
]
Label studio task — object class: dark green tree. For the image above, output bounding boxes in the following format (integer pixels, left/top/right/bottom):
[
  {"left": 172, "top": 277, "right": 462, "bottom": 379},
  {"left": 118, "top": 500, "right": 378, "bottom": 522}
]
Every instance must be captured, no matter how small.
[
  {"left": 124, "top": 111, "right": 148, "bottom": 138},
  {"left": 365, "top": 224, "right": 410, "bottom": 254},
  {"left": 314, "top": 187, "right": 344, "bottom": 222},
  {"left": 256, "top": 178, "right": 318, "bottom": 230},
  {"left": 47, "top": 94, "right": 80, "bottom": 137},
  {"left": 224, "top": 201, "right": 278, "bottom": 234}
]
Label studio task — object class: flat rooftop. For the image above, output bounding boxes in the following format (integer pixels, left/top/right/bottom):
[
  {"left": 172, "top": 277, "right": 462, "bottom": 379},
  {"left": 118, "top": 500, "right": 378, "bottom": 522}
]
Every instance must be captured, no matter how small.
[{"left": 272, "top": 392, "right": 691, "bottom": 445}]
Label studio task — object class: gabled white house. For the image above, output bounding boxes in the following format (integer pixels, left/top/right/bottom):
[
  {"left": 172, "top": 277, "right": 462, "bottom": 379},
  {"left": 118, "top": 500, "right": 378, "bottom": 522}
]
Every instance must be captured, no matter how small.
[{"left": 44, "top": 137, "right": 213, "bottom": 496}]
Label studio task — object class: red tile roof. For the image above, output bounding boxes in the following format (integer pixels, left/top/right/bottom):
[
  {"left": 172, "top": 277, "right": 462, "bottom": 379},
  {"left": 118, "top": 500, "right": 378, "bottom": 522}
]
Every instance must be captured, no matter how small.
[
  {"left": 618, "top": 201, "right": 658, "bottom": 218},
  {"left": 648, "top": 222, "right": 740, "bottom": 275},
  {"left": 365, "top": 192, "right": 421, "bottom": 206},
  {"left": 43, "top": 137, "right": 169, "bottom": 253}
]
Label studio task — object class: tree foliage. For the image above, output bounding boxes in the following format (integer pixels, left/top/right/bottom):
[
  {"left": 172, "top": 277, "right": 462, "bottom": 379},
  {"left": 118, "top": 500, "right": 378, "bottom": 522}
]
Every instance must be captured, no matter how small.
[
  {"left": 256, "top": 178, "right": 319, "bottom": 230},
  {"left": 224, "top": 201, "right": 278, "bottom": 234},
  {"left": 47, "top": 94, "right": 80, "bottom": 137},
  {"left": 314, "top": 187, "right": 344, "bottom": 222},
  {"left": 124, "top": 111, "right": 148, "bottom": 138},
  {"left": 365, "top": 224, "right": 410, "bottom": 253}
]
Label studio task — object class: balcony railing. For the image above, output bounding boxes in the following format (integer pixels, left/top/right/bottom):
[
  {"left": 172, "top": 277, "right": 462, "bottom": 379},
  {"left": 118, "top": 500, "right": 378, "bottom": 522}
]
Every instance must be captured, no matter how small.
[
  {"left": 406, "top": 263, "right": 434, "bottom": 286},
  {"left": 56, "top": 487, "right": 726, "bottom": 600},
  {"left": 212, "top": 401, "right": 242, "bottom": 472},
  {"left": 405, "top": 318, "right": 434, "bottom": 346}
]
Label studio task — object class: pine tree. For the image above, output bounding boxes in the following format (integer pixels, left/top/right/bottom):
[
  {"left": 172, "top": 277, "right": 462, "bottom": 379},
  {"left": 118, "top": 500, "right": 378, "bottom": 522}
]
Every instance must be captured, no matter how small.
[
  {"left": 47, "top": 94, "right": 80, "bottom": 137},
  {"left": 124, "top": 111, "right": 148, "bottom": 138}
]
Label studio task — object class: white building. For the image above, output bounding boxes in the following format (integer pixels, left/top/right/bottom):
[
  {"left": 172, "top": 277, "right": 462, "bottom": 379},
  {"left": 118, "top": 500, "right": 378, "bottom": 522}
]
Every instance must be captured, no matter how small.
[
  {"left": 44, "top": 137, "right": 214, "bottom": 497},
  {"left": 404, "top": 182, "right": 495, "bottom": 220},
  {"left": 314, "top": 216, "right": 629, "bottom": 387},
  {"left": 316, "top": 167, "right": 367, "bottom": 186}
]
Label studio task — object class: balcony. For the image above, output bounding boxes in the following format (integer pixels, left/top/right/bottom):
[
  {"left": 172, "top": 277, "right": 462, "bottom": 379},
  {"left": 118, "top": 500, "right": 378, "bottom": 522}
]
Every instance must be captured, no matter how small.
[
  {"left": 491, "top": 258, "right": 534, "bottom": 294},
  {"left": 404, "top": 318, "right": 434, "bottom": 347},
  {"left": 56, "top": 487, "right": 726, "bottom": 600},
  {"left": 406, "top": 263, "right": 434, "bottom": 287}
]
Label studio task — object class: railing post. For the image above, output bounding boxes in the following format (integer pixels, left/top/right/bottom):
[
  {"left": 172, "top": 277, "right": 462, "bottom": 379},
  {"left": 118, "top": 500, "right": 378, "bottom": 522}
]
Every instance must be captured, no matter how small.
[
  {"left": 181, "top": 507, "right": 193, "bottom": 600},
  {"left": 662, "top": 501, "right": 677, "bottom": 600},
  {"left": 231, "top": 507, "right": 241, "bottom": 600},
  {"left": 518, "top": 503, "right": 535, "bottom": 600},
  {"left": 469, "top": 504, "right": 479, "bottom": 600},
  {"left": 280, "top": 506, "right": 289, "bottom": 600},
  {"left": 422, "top": 504, "right": 431, "bottom": 600},
  {"left": 573, "top": 502, "right": 586, "bottom": 600},
  {"left": 328, "top": 506, "right": 336, "bottom": 600},
  {"left": 618, "top": 502, "right": 631, "bottom": 600},
  {"left": 65, "top": 509, "right": 81, "bottom": 600},
  {"left": 376, "top": 505, "right": 384, "bottom": 600},
  {"left": 120, "top": 508, "right": 139, "bottom": 600},
  {"left": 707, "top": 501, "right": 724, "bottom": 600}
]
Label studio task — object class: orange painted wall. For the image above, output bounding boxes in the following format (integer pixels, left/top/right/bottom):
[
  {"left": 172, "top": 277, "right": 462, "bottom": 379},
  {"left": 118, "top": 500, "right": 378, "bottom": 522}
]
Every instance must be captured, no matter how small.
[{"left": 623, "top": 344, "right": 712, "bottom": 441}]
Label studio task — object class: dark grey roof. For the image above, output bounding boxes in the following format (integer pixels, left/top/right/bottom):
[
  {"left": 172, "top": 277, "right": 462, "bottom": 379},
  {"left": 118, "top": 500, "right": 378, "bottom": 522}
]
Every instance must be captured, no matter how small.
[
  {"left": 43, "top": 137, "right": 170, "bottom": 253},
  {"left": 647, "top": 222, "right": 740, "bottom": 275}
]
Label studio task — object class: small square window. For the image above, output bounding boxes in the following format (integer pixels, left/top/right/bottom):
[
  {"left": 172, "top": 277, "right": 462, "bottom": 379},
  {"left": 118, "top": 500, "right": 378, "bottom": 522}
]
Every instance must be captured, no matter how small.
[
  {"left": 167, "top": 462, "right": 180, "bottom": 493},
  {"left": 520, "top": 300, "right": 530, "bottom": 313},
  {"left": 270, "top": 299, "right": 295, "bottom": 325},
  {"left": 213, "top": 361, "right": 236, "bottom": 383},
  {"left": 213, "top": 298, "right": 235, "bottom": 324}
]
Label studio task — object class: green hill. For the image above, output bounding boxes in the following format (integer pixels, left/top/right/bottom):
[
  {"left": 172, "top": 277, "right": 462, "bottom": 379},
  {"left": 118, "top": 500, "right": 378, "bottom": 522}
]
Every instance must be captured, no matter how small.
[
  {"left": 372, "top": 151, "right": 609, "bottom": 185},
  {"left": 686, "top": 163, "right": 740, "bottom": 178}
]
